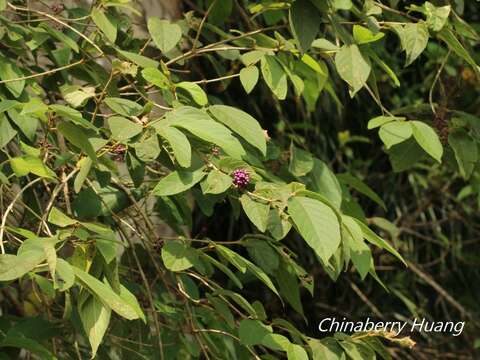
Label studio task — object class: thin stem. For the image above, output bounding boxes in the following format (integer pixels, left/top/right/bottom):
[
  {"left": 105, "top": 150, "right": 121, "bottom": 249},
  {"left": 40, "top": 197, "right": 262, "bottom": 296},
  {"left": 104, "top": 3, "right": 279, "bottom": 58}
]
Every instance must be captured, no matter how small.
[
  {"left": 0, "top": 58, "right": 85, "bottom": 84},
  {"left": 37, "top": 169, "right": 78, "bottom": 235},
  {"left": 192, "top": 73, "right": 240, "bottom": 84},
  {"left": 118, "top": 225, "right": 165, "bottom": 359},
  {"left": 0, "top": 177, "right": 43, "bottom": 254},
  {"left": 7, "top": 3, "right": 104, "bottom": 55},
  {"left": 429, "top": 50, "right": 451, "bottom": 115},
  {"left": 192, "top": 0, "right": 218, "bottom": 52}
]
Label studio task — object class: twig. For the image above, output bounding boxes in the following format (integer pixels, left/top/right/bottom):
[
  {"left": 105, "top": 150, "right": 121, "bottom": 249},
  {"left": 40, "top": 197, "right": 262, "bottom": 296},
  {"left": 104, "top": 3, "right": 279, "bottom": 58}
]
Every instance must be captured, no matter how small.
[
  {"left": 7, "top": 3, "right": 104, "bottom": 55},
  {"left": 192, "top": 73, "right": 240, "bottom": 84},
  {"left": 191, "top": 0, "right": 218, "bottom": 52},
  {"left": 429, "top": 50, "right": 451, "bottom": 115},
  {"left": 407, "top": 260, "right": 477, "bottom": 323},
  {"left": 0, "top": 177, "right": 43, "bottom": 254},
  {"left": 0, "top": 58, "right": 85, "bottom": 84},
  {"left": 194, "top": 328, "right": 262, "bottom": 360},
  {"left": 37, "top": 169, "right": 78, "bottom": 235}
]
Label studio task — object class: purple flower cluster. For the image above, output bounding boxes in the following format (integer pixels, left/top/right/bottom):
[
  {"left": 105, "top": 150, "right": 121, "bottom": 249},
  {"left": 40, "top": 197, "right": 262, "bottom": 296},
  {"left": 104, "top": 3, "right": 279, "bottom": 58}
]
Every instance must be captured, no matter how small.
[{"left": 232, "top": 169, "right": 250, "bottom": 188}]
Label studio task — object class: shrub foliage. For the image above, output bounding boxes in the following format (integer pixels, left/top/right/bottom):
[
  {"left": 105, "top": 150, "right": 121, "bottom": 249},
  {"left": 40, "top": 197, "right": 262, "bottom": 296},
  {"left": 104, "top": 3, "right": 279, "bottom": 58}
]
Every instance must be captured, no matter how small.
[{"left": 0, "top": 0, "right": 478, "bottom": 359}]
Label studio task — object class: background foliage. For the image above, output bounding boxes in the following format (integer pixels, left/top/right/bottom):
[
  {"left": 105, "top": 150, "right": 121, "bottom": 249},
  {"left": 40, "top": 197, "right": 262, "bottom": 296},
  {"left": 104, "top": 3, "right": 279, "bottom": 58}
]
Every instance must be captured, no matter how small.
[{"left": 0, "top": 0, "right": 479, "bottom": 359}]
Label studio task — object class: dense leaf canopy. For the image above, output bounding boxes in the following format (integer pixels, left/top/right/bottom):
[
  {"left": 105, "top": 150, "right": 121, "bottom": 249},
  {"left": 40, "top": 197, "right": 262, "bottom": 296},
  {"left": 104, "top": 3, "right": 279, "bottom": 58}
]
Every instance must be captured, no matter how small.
[{"left": 0, "top": 0, "right": 479, "bottom": 359}]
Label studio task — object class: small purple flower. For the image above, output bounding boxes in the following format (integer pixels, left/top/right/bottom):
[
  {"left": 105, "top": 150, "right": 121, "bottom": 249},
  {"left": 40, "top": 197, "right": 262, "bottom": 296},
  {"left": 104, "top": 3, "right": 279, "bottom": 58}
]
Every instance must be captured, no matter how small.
[{"left": 232, "top": 169, "right": 250, "bottom": 188}]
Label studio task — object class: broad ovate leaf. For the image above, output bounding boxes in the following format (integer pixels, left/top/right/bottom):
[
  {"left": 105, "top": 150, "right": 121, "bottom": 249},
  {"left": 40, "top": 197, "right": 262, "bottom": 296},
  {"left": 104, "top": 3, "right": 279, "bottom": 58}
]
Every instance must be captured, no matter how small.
[
  {"left": 335, "top": 44, "right": 371, "bottom": 96},
  {"left": 209, "top": 105, "right": 266, "bottom": 156},
  {"left": 147, "top": 18, "right": 182, "bottom": 53},
  {"left": 287, "top": 196, "right": 341, "bottom": 263}
]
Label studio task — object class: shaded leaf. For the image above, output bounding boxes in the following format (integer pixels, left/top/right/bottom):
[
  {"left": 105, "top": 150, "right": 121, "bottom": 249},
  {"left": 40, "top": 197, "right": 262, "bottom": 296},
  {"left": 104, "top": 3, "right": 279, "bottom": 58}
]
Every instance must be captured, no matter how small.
[{"left": 288, "top": 196, "right": 341, "bottom": 263}]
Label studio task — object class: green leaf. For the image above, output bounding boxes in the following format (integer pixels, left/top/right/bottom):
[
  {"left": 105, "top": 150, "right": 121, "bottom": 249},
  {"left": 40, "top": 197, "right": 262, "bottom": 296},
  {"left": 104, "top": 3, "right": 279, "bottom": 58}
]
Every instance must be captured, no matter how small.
[
  {"left": 276, "top": 264, "right": 303, "bottom": 316},
  {"left": 176, "top": 82, "right": 208, "bottom": 106},
  {"left": 425, "top": 2, "right": 451, "bottom": 32},
  {"left": 289, "top": 0, "right": 320, "bottom": 52},
  {"left": 343, "top": 216, "right": 371, "bottom": 279},
  {"left": 437, "top": 27, "right": 479, "bottom": 71},
  {"left": 108, "top": 116, "right": 143, "bottom": 142},
  {"left": 261, "top": 55, "right": 288, "bottom": 100},
  {"left": 142, "top": 67, "right": 170, "bottom": 89},
  {"left": 367, "top": 115, "right": 404, "bottom": 129},
  {"left": 134, "top": 131, "right": 160, "bottom": 162},
  {"left": 10, "top": 156, "right": 56, "bottom": 179},
  {"left": 167, "top": 107, "right": 246, "bottom": 159},
  {"left": 311, "top": 38, "right": 339, "bottom": 51},
  {"left": 161, "top": 241, "right": 198, "bottom": 272},
  {"left": 240, "top": 66, "right": 259, "bottom": 94},
  {"left": 267, "top": 208, "right": 292, "bottom": 240},
  {"left": 240, "top": 194, "right": 270, "bottom": 232},
  {"left": 246, "top": 239, "right": 279, "bottom": 274},
  {"left": 50, "top": 105, "right": 99, "bottom": 131},
  {"left": 364, "top": 0, "right": 382, "bottom": 16},
  {"left": 339, "top": 340, "right": 376, "bottom": 360},
  {"left": 378, "top": 121, "right": 412, "bottom": 149},
  {"left": 333, "top": 0, "right": 352, "bottom": 10},
  {"left": 0, "top": 250, "right": 46, "bottom": 281},
  {"left": 0, "top": 99, "right": 20, "bottom": 113},
  {"left": 20, "top": 98, "right": 48, "bottom": 117},
  {"left": 202, "top": 253, "right": 243, "bottom": 289},
  {"left": 79, "top": 295, "right": 111, "bottom": 358},
  {"left": 104, "top": 97, "right": 143, "bottom": 117},
  {"left": 410, "top": 120, "right": 443, "bottom": 162},
  {"left": 95, "top": 237, "right": 118, "bottom": 264},
  {"left": 61, "top": 85, "right": 96, "bottom": 108},
  {"left": 289, "top": 144, "right": 314, "bottom": 177},
  {"left": 216, "top": 244, "right": 279, "bottom": 296},
  {"left": 0, "top": 56, "right": 25, "bottom": 98},
  {"left": 354, "top": 218, "right": 406, "bottom": 265},
  {"left": 337, "top": 173, "right": 386, "bottom": 210},
  {"left": 287, "top": 196, "right": 341, "bottom": 264},
  {"left": 363, "top": 337, "right": 392, "bottom": 360},
  {"left": 156, "top": 125, "right": 192, "bottom": 167},
  {"left": 91, "top": 7, "right": 117, "bottom": 43},
  {"left": 41, "top": 23, "right": 79, "bottom": 53},
  {"left": 74, "top": 157, "right": 92, "bottom": 193},
  {"left": 335, "top": 44, "right": 371, "bottom": 96},
  {"left": 20, "top": 141, "right": 40, "bottom": 157},
  {"left": 308, "top": 338, "right": 346, "bottom": 360},
  {"left": 448, "top": 129, "right": 477, "bottom": 179},
  {"left": 147, "top": 18, "right": 182, "bottom": 53},
  {"left": 309, "top": 159, "right": 342, "bottom": 209},
  {"left": 48, "top": 207, "right": 77, "bottom": 227},
  {"left": 238, "top": 319, "right": 272, "bottom": 346},
  {"left": 368, "top": 50, "right": 401, "bottom": 87},
  {"left": 209, "top": 105, "right": 266, "bottom": 155},
  {"left": 353, "top": 25, "right": 385, "bottom": 44},
  {"left": 0, "top": 336, "right": 56, "bottom": 360},
  {"left": 55, "top": 258, "right": 75, "bottom": 291},
  {"left": 206, "top": 0, "right": 233, "bottom": 24},
  {"left": 260, "top": 333, "right": 293, "bottom": 352},
  {"left": 72, "top": 266, "right": 140, "bottom": 320},
  {"left": 241, "top": 50, "right": 267, "bottom": 66},
  {"left": 153, "top": 167, "right": 206, "bottom": 196},
  {"left": 118, "top": 49, "right": 160, "bottom": 68},
  {"left": 119, "top": 285, "right": 146, "bottom": 323},
  {"left": 58, "top": 122, "right": 97, "bottom": 161},
  {"left": 388, "top": 138, "right": 426, "bottom": 172},
  {"left": 202, "top": 170, "right": 232, "bottom": 194},
  {"left": 126, "top": 152, "right": 145, "bottom": 187},
  {"left": 0, "top": 114, "right": 17, "bottom": 148},
  {"left": 393, "top": 22, "right": 429, "bottom": 66},
  {"left": 287, "top": 343, "right": 309, "bottom": 360}
]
